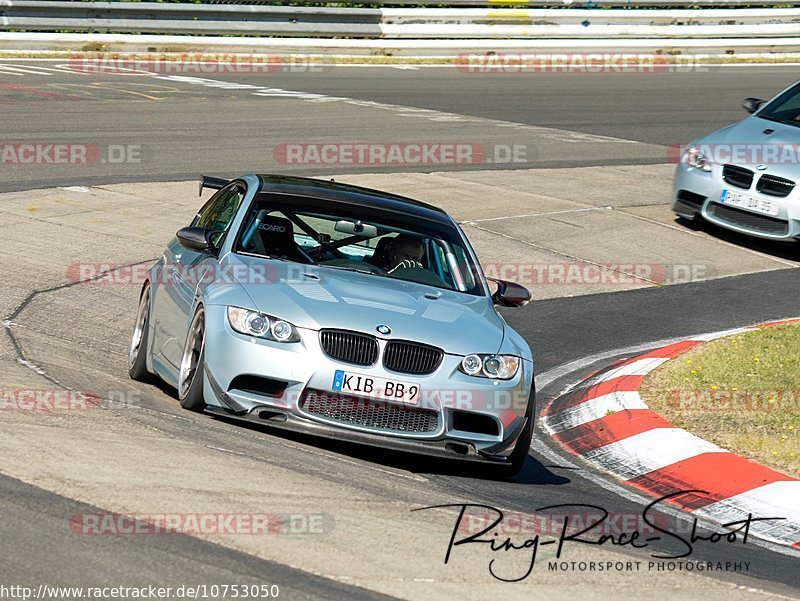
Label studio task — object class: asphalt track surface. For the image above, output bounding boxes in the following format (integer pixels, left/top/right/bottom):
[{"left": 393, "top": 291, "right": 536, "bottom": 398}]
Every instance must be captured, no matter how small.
[
  {"left": 1, "top": 61, "right": 800, "bottom": 190},
  {"left": 1, "top": 61, "right": 800, "bottom": 599},
  {"left": 0, "top": 474, "right": 398, "bottom": 601}
]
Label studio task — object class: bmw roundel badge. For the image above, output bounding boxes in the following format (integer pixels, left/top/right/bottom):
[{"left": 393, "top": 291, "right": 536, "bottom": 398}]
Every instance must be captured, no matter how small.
[{"left": 376, "top": 325, "right": 391, "bottom": 335}]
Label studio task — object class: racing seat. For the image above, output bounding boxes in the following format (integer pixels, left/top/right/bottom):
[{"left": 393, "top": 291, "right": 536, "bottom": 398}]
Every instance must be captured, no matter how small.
[
  {"left": 255, "top": 215, "right": 307, "bottom": 263},
  {"left": 365, "top": 236, "right": 395, "bottom": 270}
]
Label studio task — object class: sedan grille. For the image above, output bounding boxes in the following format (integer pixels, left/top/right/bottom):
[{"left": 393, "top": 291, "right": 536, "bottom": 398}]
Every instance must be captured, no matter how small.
[
  {"left": 302, "top": 390, "right": 439, "bottom": 433},
  {"left": 756, "top": 174, "right": 795, "bottom": 198},
  {"left": 722, "top": 164, "right": 754, "bottom": 189},
  {"left": 383, "top": 341, "right": 443, "bottom": 375},
  {"left": 708, "top": 203, "right": 789, "bottom": 236},
  {"left": 319, "top": 330, "right": 378, "bottom": 366}
]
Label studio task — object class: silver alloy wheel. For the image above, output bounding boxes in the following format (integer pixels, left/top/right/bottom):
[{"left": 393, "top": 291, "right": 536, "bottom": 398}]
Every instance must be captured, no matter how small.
[
  {"left": 128, "top": 285, "right": 150, "bottom": 370},
  {"left": 178, "top": 308, "right": 205, "bottom": 400}
]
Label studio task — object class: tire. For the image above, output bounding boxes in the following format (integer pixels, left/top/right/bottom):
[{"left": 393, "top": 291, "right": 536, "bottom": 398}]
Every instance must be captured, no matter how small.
[
  {"left": 503, "top": 414, "right": 533, "bottom": 477},
  {"left": 177, "top": 306, "right": 207, "bottom": 412},
  {"left": 501, "top": 385, "right": 536, "bottom": 478},
  {"left": 128, "top": 283, "right": 153, "bottom": 382}
]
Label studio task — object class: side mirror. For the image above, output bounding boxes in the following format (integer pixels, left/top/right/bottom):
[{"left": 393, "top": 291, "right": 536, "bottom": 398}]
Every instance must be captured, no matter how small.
[
  {"left": 488, "top": 278, "right": 531, "bottom": 307},
  {"left": 743, "top": 97, "right": 765, "bottom": 114},
  {"left": 176, "top": 227, "right": 217, "bottom": 253}
]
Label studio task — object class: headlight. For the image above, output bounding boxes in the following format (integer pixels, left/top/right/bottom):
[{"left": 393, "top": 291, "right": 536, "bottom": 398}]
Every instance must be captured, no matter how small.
[
  {"left": 684, "top": 145, "right": 712, "bottom": 172},
  {"left": 227, "top": 307, "right": 300, "bottom": 342},
  {"left": 459, "top": 354, "right": 520, "bottom": 380}
]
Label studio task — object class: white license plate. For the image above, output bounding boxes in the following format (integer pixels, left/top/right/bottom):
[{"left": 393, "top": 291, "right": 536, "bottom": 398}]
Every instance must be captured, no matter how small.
[
  {"left": 331, "top": 370, "right": 420, "bottom": 405},
  {"left": 720, "top": 189, "right": 779, "bottom": 216}
]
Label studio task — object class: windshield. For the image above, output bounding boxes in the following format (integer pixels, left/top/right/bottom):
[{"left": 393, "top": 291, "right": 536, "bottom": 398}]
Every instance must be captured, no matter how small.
[
  {"left": 233, "top": 193, "right": 486, "bottom": 296},
  {"left": 757, "top": 83, "right": 800, "bottom": 127}
]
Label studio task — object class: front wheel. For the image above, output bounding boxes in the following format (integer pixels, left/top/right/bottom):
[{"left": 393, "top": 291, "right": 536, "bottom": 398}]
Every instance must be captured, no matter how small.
[
  {"left": 503, "top": 414, "right": 533, "bottom": 477},
  {"left": 501, "top": 385, "right": 536, "bottom": 478},
  {"left": 128, "top": 283, "right": 153, "bottom": 382},
  {"left": 177, "top": 306, "right": 207, "bottom": 412}
]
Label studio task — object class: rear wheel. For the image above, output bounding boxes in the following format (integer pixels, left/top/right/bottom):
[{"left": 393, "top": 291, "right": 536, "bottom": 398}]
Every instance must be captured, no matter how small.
[
  {"left": 128, "top": 283, "right": 153, "bottom": 382},
  {"left": 177, "top": 307, "right": 207, "bottom": 412}
]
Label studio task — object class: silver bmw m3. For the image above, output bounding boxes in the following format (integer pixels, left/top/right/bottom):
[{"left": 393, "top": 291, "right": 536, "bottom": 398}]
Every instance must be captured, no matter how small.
[
  {"left": 129, "top": 174, "right": 535, "bottom": 475},
  {"left": 672, "top": 79, "right": 800, "bottom": 241}
]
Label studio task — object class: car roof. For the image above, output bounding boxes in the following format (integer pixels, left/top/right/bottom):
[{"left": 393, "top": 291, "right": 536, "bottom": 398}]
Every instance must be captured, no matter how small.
[{"left": 254, "top": 174, "right": 453, "bottom": 226}]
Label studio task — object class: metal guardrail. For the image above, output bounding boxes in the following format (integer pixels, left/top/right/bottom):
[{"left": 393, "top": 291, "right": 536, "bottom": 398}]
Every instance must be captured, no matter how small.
[
  {"left": 44, "top": 0, "right": 800, "bottom": 6},
  {"left": 0, "top": 2, "right": 384, "bottom": 37},
  {"left": 233, "top": 0, "right": 800, "bottom": 3},
  {"left": 1, "top": 1, "right": 800, "bottom": 39}
]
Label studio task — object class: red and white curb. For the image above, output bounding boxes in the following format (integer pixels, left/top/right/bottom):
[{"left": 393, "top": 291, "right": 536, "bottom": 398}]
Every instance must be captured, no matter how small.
[{"left": 541, "top": 318, "right": 800, "bottom": 550}]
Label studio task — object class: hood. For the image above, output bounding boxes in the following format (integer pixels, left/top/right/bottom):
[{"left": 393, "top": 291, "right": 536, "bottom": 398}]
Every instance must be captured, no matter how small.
[
  {"left": 218, "top": 253, "right": 506, "bottom": 356},
  {"left": 695, "top": 116, "right": 800, "bottom": 178}
]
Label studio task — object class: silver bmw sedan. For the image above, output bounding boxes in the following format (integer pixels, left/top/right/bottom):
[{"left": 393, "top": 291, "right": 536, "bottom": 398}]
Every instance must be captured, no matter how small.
[
  {"left": 673, "top": 80, "right": 800, "bottom": 241},
  {"left": 128, "top": 174, "right": 535, "bottom": 476}
]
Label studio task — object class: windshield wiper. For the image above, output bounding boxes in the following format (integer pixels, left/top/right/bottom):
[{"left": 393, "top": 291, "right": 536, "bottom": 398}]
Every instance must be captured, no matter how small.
[
  {"left": 757, "top": 114, "right": 800, "bottom": 128},
  {"left": 236, "top": 251, "right": 315, "bottom": 265},
  {"left": 319, "top": 264, "right": 387, "bottom": 277}
]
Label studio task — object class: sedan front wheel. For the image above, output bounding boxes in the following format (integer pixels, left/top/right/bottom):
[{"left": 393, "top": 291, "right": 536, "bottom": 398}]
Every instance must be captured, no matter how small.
[
  {"left": 177, "top": 306, "right": 207, "bottom": 412},
  {"left": 128, "top": 283, "right": 153, "bottom": 382}
]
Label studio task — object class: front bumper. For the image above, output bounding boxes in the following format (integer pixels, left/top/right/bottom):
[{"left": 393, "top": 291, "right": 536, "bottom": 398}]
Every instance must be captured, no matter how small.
[
  {"left": 201, "top": 305, "right": 534, "bottom": 461},
  {"left": 203, "top": 403, "right": 530, "bottom": 464},
  {"left": 671, "top": 163, "right": 800, "bottom": 241}
]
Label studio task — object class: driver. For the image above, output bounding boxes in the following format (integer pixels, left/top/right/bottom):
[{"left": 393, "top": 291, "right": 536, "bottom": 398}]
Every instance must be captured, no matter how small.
[{"left": 387, "top": 235, "right": 424, "bottom": 273}]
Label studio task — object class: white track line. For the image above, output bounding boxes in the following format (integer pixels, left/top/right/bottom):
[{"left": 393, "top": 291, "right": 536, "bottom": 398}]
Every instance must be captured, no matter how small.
[
  {"left": 546, "top": 390, "right": 647, "bottom": 434},
  {"left": 583, "top": 428, "right": 727, "bottom": 480},
  {"left": 530, "top": 431, "right": 800, "bottom": 561},
  {"left": 592, "top": 356, "right": 671, "bottom": 381},
  {"left": 154, "top": 74, "right": 644, "bottom": 145},
  {"left": 693, "top": 481, "right": 800, "bottom": 547},
  {"left": 532, "top": 326, "right": 800, "bottom": 559},
  {"left": 0, "top": 64, "right": 54, "bottom": 75},
  {"left": 689, "top": 326, "right": 753, "bottom": 341},
  {"left": 623, "top": 211, "right": 800, "bottom": 269},
  {"left": 463, "top": 206, "right": 612, "bottom": 224}
]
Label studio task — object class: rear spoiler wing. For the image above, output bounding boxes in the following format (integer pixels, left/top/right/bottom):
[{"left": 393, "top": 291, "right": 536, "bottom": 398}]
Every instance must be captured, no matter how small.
[{"left": 199, "top": 175, "right": 229, "bottom": 196}]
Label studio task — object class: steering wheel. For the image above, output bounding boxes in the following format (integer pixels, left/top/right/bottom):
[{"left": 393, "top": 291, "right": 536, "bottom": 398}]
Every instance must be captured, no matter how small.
[
  {"left": 388, "top": 265, "right": 448, "bottom": 288},
  {"left": 364, "top": 264, "right": 388, "bottom": 275},
  {"left": 307, "top": 241, "right": 347, "bottom": 260}
]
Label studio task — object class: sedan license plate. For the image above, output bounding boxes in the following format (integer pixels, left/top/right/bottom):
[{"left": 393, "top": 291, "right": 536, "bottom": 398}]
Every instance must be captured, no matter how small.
[
  {"left": 720, "top": 189, "right": 779, "bottom": 216},
  {"left": 332, "top": 370, "right": 420, "bottom": 405}
]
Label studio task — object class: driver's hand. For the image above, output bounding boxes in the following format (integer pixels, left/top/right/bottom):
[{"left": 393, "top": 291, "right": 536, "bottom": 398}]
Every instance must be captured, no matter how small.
[{"left": 389, "top": 259, "right": 423, "bottom": 273}]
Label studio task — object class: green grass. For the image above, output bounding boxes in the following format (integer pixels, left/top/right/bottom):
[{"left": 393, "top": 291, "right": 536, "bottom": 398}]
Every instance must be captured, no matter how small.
[{"left": 640, "top": 323, "right": 800, "bottom": 478}]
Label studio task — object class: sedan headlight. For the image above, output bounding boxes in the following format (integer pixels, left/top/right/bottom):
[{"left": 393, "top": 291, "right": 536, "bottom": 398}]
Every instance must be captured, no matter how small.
[
  {"left": 227, "top": 307, "right": 300, "bottom": 342},
  {"left": 459, "top": 354, "right": 520, "bottom": 380},
  {"left": 684, "top": 145, "right": 712, "bottom": 172}
]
